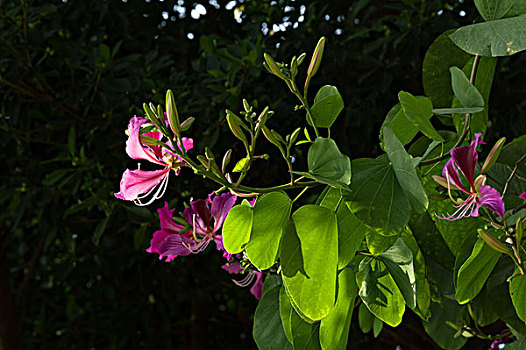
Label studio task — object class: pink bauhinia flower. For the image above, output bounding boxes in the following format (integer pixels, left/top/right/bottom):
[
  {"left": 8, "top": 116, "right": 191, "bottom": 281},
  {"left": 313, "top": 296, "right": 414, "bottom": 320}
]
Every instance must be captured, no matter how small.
[
  {"left": 433, "top": 133, "right": 505, "bottom": 221},
  {"left": 114, "top": 116, "right": 193, "bottom": 205},
  {"left": 146, "top": 193, "right": 237, "bottom": 262}
]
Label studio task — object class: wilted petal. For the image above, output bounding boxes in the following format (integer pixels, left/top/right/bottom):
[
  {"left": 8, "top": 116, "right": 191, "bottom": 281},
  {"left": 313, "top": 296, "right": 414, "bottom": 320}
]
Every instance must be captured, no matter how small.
[
  {"left": 211, "top": 193, "right": 237, "bottom": 232},
  {"left": 221, "top": 262, "right": 243, "bottom": 274},
  {"left": 114, "top": 167, "right": 170, "bottom": 201},
  {"left": 158, "top": 202, "right": 185, "bottom": 233},
  {"left": 125, "top": 116, "right": 166, "bottom": 166},
  {"left": 250, "top": 271, "right": 264, "bottom": 300},
  {"left": 478, "top": 185, "right": 505, "bottom": 219}
]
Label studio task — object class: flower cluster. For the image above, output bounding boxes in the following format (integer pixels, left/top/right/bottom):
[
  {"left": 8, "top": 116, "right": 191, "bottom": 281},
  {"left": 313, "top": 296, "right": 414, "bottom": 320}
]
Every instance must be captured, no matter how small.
[
  {"left": 433, "top": 133, "right": 505, "bottom": 221},
  {"left": 146, "top": 193, "right": 263, "bottom": 299}
]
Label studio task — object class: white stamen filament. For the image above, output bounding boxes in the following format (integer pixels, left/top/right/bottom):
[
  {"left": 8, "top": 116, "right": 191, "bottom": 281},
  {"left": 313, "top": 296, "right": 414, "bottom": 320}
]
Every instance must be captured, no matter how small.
[
  {"left": 233, "top": 271, "right": 256, "bottom": 287},
  {"left": 134, "top": 171, "right": 170, "bottom": 206}
]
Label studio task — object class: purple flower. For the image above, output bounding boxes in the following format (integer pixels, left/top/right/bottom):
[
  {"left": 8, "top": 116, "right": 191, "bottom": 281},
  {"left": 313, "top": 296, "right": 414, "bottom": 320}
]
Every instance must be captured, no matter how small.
[
  {"left": 433, "top": 133, "right": 505, "bottom": 221},
  {"left": 114, "top": 116, "right": 193, "bottom": 205},
  {"left": 222, "top": 263, "right": 264, "bottom": 300},
  {"left": 146, "top": 193, "right": 237, "bottom": 261},
  {"left": 520, "top": 192, "right": 526, "bottom": 200}
]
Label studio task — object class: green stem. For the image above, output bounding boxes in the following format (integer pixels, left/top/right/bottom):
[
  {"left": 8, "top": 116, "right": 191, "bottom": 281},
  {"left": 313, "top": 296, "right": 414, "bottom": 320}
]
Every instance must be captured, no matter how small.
[{"left": 419, "top": 54, "right": 480, "bottom": 167}]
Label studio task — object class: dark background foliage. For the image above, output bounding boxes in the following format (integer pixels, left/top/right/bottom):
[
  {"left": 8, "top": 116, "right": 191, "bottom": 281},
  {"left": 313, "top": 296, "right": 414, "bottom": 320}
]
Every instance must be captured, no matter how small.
[{"left": 1, "top": 0, "right": 525, "bottom": 349}]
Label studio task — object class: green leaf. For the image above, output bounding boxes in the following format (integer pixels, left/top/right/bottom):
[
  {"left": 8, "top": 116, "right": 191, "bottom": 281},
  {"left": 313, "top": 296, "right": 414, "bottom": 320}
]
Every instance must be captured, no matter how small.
[
  {"left": 450, "top": 66, "right": 484, "bottom": 109},
  {"left": 356, "top": 258, "right": 406, "bottom": 327},
  {"left": 433, "top": 107, "right": 484, "bottom": 115},
  {"left": 319, "top": 269, "right": 358, "bottom": 350},
  {"left": 449, "top": 14, "right": 526, "bottom": 56},
  {"left": 366, "top": 231, "right": 398, "bottom": 255},
  {"left": 347, "top": 156, "right": 410, "bottom": 237},
  {"left": 383, "top": 127, "right": 429, "bottom": 213},
  {"left": 245, "top": 192, "right": 291, "bottom": 270},
  {"left": 373, "top": 317, "right": 383, "bottom": 338},
  {"left": 510, "top": 273, "right": 526, "bottom": 323},
  {"left": 469, "top": 287, "right": 499, "bottom": 327},
  {"left": 280, "top": 286, "right": 321, "bottom": 350},
  {"left": 379, "top": 238, "right": 416, "bottom": 309},
  {"left": 282, "top": 205, "right": 338, "bottom": 321},
  {"left": 222, "top": 204, "right": 253, "bottom": 254},
  {"left": 336, "top": 202, "right": 367, "bottom": 269},
  {"left": 279, "top": 286, "right": 294, "bottom": 343},
  {"left": 453, "top": 56, "right": 497, "bottom": 138},
  {"left": 310, "top": 85, "right": 344, "bottom": 128},
  {"left": 380, "top": 104, "right": 419, "bottom": 147},
  {"left": 294, "top": 137, "right": 351, "bottom": 190},
  {"left": 474, "top": 0, "right": 526, "bottom": 21},
  {"left": 409, "top": 212, "right": 455, "bottom": 270},
  {"left": 423, "top": 300, "right": 467, "bottom": 350},
  {"left": 398, "top": 91, "right": 443, "bottom": 141},
  {"left": 401, "top": 229, "right": 431, "bottom": 320},
  {"left": 318, "top": 187, "right": 368, "bottom": 268},
  {"left": 358, "top": 303, "right": 375, "bottom": 333},
  {"left": 92, "top": 216, "right": 109, "bottom": 246},
  {"left": 253, "top": 283, "right": 293, "bottom": 350},
  {"left": 232, "top": 156, "right": 249, "bottom": 172},
  {"left": 505, "top": 339, "right": 526, "bottom": 350},
  {"left": 422, "top": 30, "right": 471, "bottom": 108},
  {"left": 456, "top": 239, "right": 501, "bottom": 304}
]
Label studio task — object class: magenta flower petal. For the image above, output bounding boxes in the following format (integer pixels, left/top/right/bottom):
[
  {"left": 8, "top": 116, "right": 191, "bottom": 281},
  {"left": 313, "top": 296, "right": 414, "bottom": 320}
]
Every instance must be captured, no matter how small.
[
  {"left": 146, "top": 230, "right": 170, "bottom": 254},
  {"left": 221, "top": 262, "right": 243, "bottom": 274},
  {"left": 125, "top": 116, "right": 166, "bottom": 166},
  {"left": 250, "top": 271, "right": 264, "bottom": 300},
  {"left": 478, "top": 185, "right": 505, "bottom": 219},
  {"left": 157, "top": 234, "right": 194, "bottom": 258},
  {"left": 158, "top": 202, "right": 185, "bottom": 233},
  {"left": 443, "top": 158, "right": 468, "bottom": 193},
  {"left": 211, "top": 193, "right": 237, "bottom": 232},
  {"left": 184, "top": 199, "right": 209, "bottom": 235},
  {"left": 520, "top": 192, "right": 526, "bottom": 200},
  {"left": 114, "top": 167, "right": 170, "bottom": 201},
  {"left": 450, "top": 133, "right": 483, "bottom": 189}
]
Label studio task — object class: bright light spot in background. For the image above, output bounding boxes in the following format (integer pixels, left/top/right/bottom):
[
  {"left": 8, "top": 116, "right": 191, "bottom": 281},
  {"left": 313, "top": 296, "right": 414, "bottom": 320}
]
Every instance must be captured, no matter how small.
[
  {"left": 162, "top": 11, "right": 169, "bottom": 20},
  {"left": 325, "top": 14, "right": 330, "bottom": 20},
  {"left": 226, "top": 1, "right": 236, "bottom": 10},
  {"left": 298, "top": 15, "right": 304, "bottom": 22},
  {"left": 459, "top": 10, "right": 466, "bottom": 16},
  {"left": 335, "top": 28, "right": 342, "bottom": 35},
  {"left": 187, "top": 32, "right": 195, "bottom": 39},
  {"left": 191, "top": 4, "right": 207, "bottom": 19},
  {"left": 437, "top": 9, "right": 443, "bottom": 15},
  {"left": 209, "top": 0, "right": 220, "bottom": 9},
  {"left": 174, "top": 5, "right": 186, "bottom": 18},
  {"left": 261, "top": 22, "right": 269, "bottom": 35},
  {"left": 354, "top": 18, "right": 360, "bottom": 24},
  {"left": 300, "top": 5, "right": 305, "bottom": 14}
]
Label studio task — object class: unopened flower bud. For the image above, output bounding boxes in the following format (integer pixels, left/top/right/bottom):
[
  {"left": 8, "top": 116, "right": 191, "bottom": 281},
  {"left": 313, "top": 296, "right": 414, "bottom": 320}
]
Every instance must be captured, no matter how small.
[
  {"left": 222, "top": 149, "right": 232, "bottom": 173},
  {"left": 474, "top": 175, "right": 486, "bottom": 191},
  {"left": 179, "top": 117, "right": 195, "bottom": 132},
  {"left": 478, "top": 229, "right": 512, "bottom": 256},
  {"left": 289, "top": 128, "right": 301, "bottom": 148},
  {"left": 305, "top": 37, "right": 326, "bottom": 91},
  {"left": 290, "top": 55, "right": 298, "bottom": 79},
  {"left": 196, "top": 155, "right": 209, "bottom": 169},
  {"left": 226, "top": 110, "right": 248, "bottom": 145},
  {"left": 166, "top": 89, "right": 180, "bottom": 136},
  {"left": 297, "top": 52, "right": 307, "bottom": 66},
  {"left": 481, "top": 137, "right": 506, "bottom": 173},
  {"left": 262, "top": 125, "right": 282, "bottom": 148},
  {"left": 264, "top": 53, "right": 287, "bottom": 80},
  {"left": 516, "top": 218, "right": 524, "bottom": 249}
]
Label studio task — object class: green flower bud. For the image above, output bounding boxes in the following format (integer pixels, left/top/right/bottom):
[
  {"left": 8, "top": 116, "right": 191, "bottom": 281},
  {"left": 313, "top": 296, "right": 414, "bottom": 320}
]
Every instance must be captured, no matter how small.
[
  {"left": 226, "top": 110, "right": 248, "bottom": 145},
  {"left": 478, "top": 229, "right": 512, "bottom": 256},
  {"left": 222, "top": 149, "right": 232, "bottom": 173},
  {"left": 305, "top": 37, "right": 326, "bottom": 91},
  {"left": 289, "top": 127, "right": 301, "bottom": 148},
  {"left": 297, "top": 52, "right": 307, "bottom": 66},
  {"left": 179, "top": 117, "right": 195, "bottom": 132},
  {"left": 481, "top": 137, "right": 506, "bottom": 174},
  {"left": 264, "top": 53, "right": 287, "bottom": 80},
  {"left": 262, "top": 125, "right": 282, "bottom": 148},
  {"left": 166, "top": 89, "right": 180, "bottom": 136}
]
